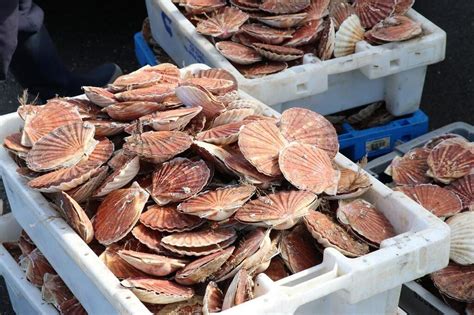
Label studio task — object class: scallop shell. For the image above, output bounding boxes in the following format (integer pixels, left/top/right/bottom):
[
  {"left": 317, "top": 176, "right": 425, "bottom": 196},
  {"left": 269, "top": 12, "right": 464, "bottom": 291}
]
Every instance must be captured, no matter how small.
[
  {"left": 447, "top": 174, "right": 474, "bottom": 211},
  {"left": 427, "top": 138, "right": 474, "bottom": 184},
  {"left": 3, "top": 132, "right": 30, "bottom": 157},
  {"left": 238, "top": 120, "right": 288, "bottom": 176},
  {"left": 212, "top": 108, "right": 256, "bottom": 127},
  {"left": 196, "top": 121, "right": 249, "bottom": 145},
  {"left": 303, "top": 210, "right": 370, "bottom": 257},
  {"left": 227, "top": 99, "right": 266, "bottom": 114},
  {"left": 203, "top": 282, "right": 224, "bottom": 315},
  {"left": 353, "top": 0, "right": 397, "bottom": 28},
  {"left": 41, "top": 274, "right": 75, "bottom": 311},
  {"left": 190, "top": 68, "right": 239, "bottom": 94},
  {"left": 337, "top": 199, "right": 396, "bottom": 247},
  {"left": 280, "top": 224, "right": 322, "bottom": 273},
  {"left": 264, "top": 256, "right": 290, "bottom": 281},
  {"left": 327, "top": 167, "right": 371, "bottom": 199},
  {"left": 175, "top": 246, "right": 234, "bottom": 285},
  {"left": 138, "top": 106, "right": 202, "bottom": 131},
  {"left": 395, "top": 184, "right": 463, "bottom": 218},
  {"left": 103, "top": 101, "right": 167, "bottom": 122},
  {"left": 280, "top": 107, "right": 339, "bottom": 158},
  {"left": 20, "top": 248, "right": 56, "bottom": 286},
  {"left": 156, "top": 297, "right": 203, "bottom": 314},
  {"left": 118, "top": 250, "right": 187, "bottom": 277},
  {"left": 231, "top": 32, "right": 261, "bottom": 47},
  {"left": 424, "top": 133, "right": 466, "bottom": 150},
  {"left": 257, "top": 13, "right": 308, "bottom": 28},
  {"left": 303, "top": 0, "right": 330, "bottom": 22},
  {"left": 66, "top": 98, "right": 104, "bottom": 120},
  {"left": 26, "top": 122, "right": 98, "bottom": 172},
  {"left": 111, "top": 64, "right": 179, "bottom": 90},
  {"left": 216, "top": 41, "right": 262, "bottom": 65},
  {"left": 99, "top": 244, "right": 148, "bottom": 279},
  {"left": 131, "top": 224, "right": 167, "bottom": 254},
  {"left": 235, "top": 190, "right": 318, "bottom": 230},
  {"left": 22, "top": 101, "right": 82, "bottom": 146},
  {"left": 329, "top": 2, "right": 355, "bottom": 28},
  {"left": 178, "top": 185, "right": 256, "bottom": 221},
  {"left": 222, "top": 268, "right": 253, "bottom": 310},
  {"left": 66, "top": 166, "right": 108, "bottom": 204},
  {"left": 141, "top": 204, "right": 204, "bottom": 233},
  {"left": 446, "top": 212, "right": 474, "bottom": 265},
  {"left": 393, "top": 0, "right": 414, "bottom": 14},
  {"left": 192, "top": 141, "right": 233, "bottom": 176},
  {"left": 334, "top": 14, "right": 365, "bottom": 57},
  {"left": 57, "top": 298, "right": 86, "bottom": 315},
  {"left": 385, "top": 147, "right": 431, "bottom": 185},
  {"left": 183, "top": 0, "right": 227, "bottom": 14},
  {"left": 196, "top": 7, "right": 249, "bottom": 39},
  {"left": 237, "top": 61, "right": 288, "bottom": 79},
  {"left": 242, "top": 24, "right": 294, "bottom": 45},
  {"left": 370, "top": 15, "right": 422, "bottom": 42},
  {"left": 317, "top": 19, "right": 336, "bottom": 60},
  {"left": 88, "top": 120, "right": 129, "bottom": 137},
  {"left": 175, "top": 84, "right": 226, "bottom": 119},
  {"left": 431, "top": 263, "right": 474, "bottom": 303},
  {"left": 28, "top": 138, "right": 114, "bottom": 192},
  {"left": 253, "top": 43, "right": 304, "bottom": 61},
  {"left": 121, "top": 278, "right": 194, "bottom": 305},
  {"left": 114, "top": 84, "right": 176, "bottom": 103},
  {"left": 285, "top": 19, "right": 324, "bottom": 47},
  {"left": 94, "top": 182, "right": 149, "bottom": 245},
  {"left": 184, "top": 112, "right": 207, "bottom": 136},
  {"left": 259, "top": 0, "right": 311, "bottom": 14},
  {"left": 230, "top": 0, "right": 260, "bottom": 11},
  {"left": 93, "top": 155, "right": 140, "bottom": 197},
  {"left": 279, "top": 142, "right": 340, "bottom": 195},
  {"left": 216, "top": 90, "right": 240, "bottom": 105},
  {"left": 123, "top": 130, "right": 193, "bottom": 164},
  {"left": 83, "top": 86, "right": 117, "bottom": 107},
  {"left": 160, "top": 228, "right": 237, "bottom": 256}
]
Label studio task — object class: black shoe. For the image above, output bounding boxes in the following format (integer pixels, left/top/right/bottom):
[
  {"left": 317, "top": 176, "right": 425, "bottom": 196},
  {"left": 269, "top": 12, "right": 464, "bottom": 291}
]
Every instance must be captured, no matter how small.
[{"left": 68, "top": 63, "right": 122, "bottom": 96}]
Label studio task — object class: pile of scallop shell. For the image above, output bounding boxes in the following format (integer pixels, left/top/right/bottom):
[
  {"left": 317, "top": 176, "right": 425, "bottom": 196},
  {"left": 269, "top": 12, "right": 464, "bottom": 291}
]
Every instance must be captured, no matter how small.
[
  {"left": 3, "top": 231, "right": 86, "bottom": 314},
  {"left": 3, "top": 64, "right": 399, "bottom": 313},
  {"left": 385, "top": 133, "right": 474, "bottom": 310},
  {"left": 179, "top": 0, "right": 423, "bottom": 78}
]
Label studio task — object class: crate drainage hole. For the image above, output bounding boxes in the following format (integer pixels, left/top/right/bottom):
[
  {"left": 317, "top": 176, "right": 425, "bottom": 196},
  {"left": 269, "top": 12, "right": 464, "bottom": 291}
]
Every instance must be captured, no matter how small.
[
  {"left": 390, "top": 59, "right": 400, "bottom": 68},
  {"left": 297, "top": 83, "right": 308, "bottom": 92}
]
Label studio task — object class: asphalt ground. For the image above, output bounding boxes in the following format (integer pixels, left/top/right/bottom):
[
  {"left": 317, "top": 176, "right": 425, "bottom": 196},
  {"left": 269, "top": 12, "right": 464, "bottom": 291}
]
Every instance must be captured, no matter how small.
[{"left": 0, "top": 0, "right": 473, "bottom": 313}]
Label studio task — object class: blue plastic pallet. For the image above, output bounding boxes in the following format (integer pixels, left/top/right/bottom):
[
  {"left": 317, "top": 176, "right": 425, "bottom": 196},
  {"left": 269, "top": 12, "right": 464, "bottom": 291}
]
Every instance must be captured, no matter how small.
[
  {"left": 134, "top": 32, "right": 158, "bottom": 67},
  {"left": 338, "top": 110, "right": 429, "bottom": 161}
]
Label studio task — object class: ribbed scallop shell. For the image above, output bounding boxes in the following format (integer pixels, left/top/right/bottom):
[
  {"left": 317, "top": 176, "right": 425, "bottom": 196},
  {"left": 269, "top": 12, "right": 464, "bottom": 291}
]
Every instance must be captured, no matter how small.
[
  {"left": 447, "top": 174, "right": 473, "bottom": 211},
  {"left": 103, "top": 101, "right": 167, "bottom": 122},
  {"left": 317, "top": 19, "right": 336, "bottom": 60},
  {"left": 88, "top": 120, "right": 128, "bottom": 137},
  {"left": 140, "top": 205, "right": 204, "bottom": 233},
  {"left": 337, "top": 199, "right": 396, "bottom": 247},
  {"left": 83, "top": 86, "right": 117, "bottom": 107},
  {"left": 393, "top": 0, "right": 414, "bottom": 15},
  {"left": 212, "top": 108, "right": 256, "bottom": 127},
  {"left": 21, "top": 249, "right": 55, "bottom": 287},
  {"left": 303, "top": 210, "right": 370, "bottom": 257},
  {"left": 370, "top": 15, "right": 422, "bottom": 42},
  {"left": 66, "top": 166, "right": 108, "bottom": 203},
  {"left": 131, "top": 224, "right": 167, "bottom": 254},
  {"left": 175, "top": 84, "right": 226, "bottom": 119},
  {"left": 183, "top": 0, "right": 226, "bottom": 14},
  {"left": 193, "top": 68, "right": 239, "bottom": 93},
  {"left": 196, "top": 7, "right": 249, "bottom": 39},
  {"left": 265, "top": 256, "right": 290, "bottom": 281},
  {"left": 175, "top": 246, "right": 234, "bottom": 285},
  {"left": 112, "top": 64, "right": 179, "bottom": 90},
  {"left": 395, "top": 184, "right": 463, "bottom": 217},
  {"left": 156, "top": 297, "right": 204, "bottom": 314},
  {"left": 334, "top": 14, "right": 365, "bottom": 57},
  {"left": 230, "top": 0, "right": 260, "bottom": 10},
  {"left": 279, "top": 142, "right": 340, "bottom": 195},
  {"left": 235, "top": 190, "right": 318, "bottom": 230},
  {"left": 258, "top": 13, "right": 308, "bottom": 28},
  {"left": 93, "top": 156, "right": 140, "bottom": 197},
  {"left": 222, "top": 268, "right": 253, "bottom": 310},
  {"left": 328, "top": 167, "right": 371, "bottom": 199},
  {"left": 65, "top": 98, "right": 103, "bottom": 120},
  {"left": 177, "top": 185, "right": 256, "bottom": 221},
  {"left": 354, "top": 0, "right": 397, "bottom": 28},
  {"left": 226, "top": 99, "right": 265, "bottom": 115},
  {"left": 259, "top": 0, "right": 311, "bottom": 14},
  {"left": 238, "top": 61, "right": 288, "bottom": 79},
  {"left": 123, "top": 130, "right": 192, "bottom": 164},
  {"left": 93, "top": 182, "right": 149, "bottom": 245},
  {"left": 280, "top": 224, "right": 322, "bottom": 273},
  {"left": 427, "top": 138, "right": 474, "bottom": 184},
  {"left": 196, "top": 121, "right": 248, "bottom": 145},
  {"left": 238, "top": 120, "right": 288, "bottom": 176},
  {"left": 216, "top": 90, "right": 240, "bottom": 105},
  {"left": 285, "top": 19, "right": 323, "bottom": 47},
  {"left": 41, "top": 274, "right": 75, "bottom": 310},
  {"left": 138, "top": 106, "right": 202, "bottom": 132},
  {"left": 28, "top": 139, "right": 113, "bottom": 192},
  {"left": 431, "top": 263, "right": 474, "bottom": 303},
  {"left": 446, "top": 212, "right": 474, "bottom": 265},
  {"left": 386, "top": 147, "right": 431, "bottom": 185},
  {"left": 99, "top": 244, "right": 148, "bottom": 279},
  {"left": 22, "top": 101, "right": 82, "bottom": 146},
  {"left": 280, "top": 107, "right": 339, "bottom": 158},
  {"left": 303, "top": 0, "right": 330, "bottom": 22},
  {"left": 253, "top": 43, "right": 304, "bottom": 61},
  {"left": 118, "top": 250, "right": 187, "bottom": 277},
  {"left": 216, "top": 41, "right": 262, "bottom": 65},
  {"left": 3, "top": 132, "right": 30, "bottom": 157},
  {"left": 26, "top": 122, "right": 98, "bottom": 172},
  {"left": 161, "top": 228, "right": 237, "bottom": 256},
  {"left": 114, "top": 84, "right": 176, "bottom": 103},
  {"left": 203, "top": 282, "right": 224, "bottom": 314},
  {"left": 329, "top": 2, "right": 355, "bottom": 28},
  {"left": 121, "top": 278, "right": 194, "bottom": 304},
  {"left": 242, "top": 24, "right": 294, "bottom": 45},
  {"left": 423, "top": 133, "right": 466, "bottom": 150},
  {"left": 152, "top": 158, "right": 210, "bottom": 205}
]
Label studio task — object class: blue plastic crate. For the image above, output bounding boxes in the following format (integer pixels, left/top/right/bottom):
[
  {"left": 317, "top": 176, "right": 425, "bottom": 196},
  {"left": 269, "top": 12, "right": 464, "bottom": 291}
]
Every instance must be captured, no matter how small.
[
  {"left": 134, "top": 32, "right": 158, "bottom": 67},
  {"left": 338, "top": 110, "right": 429, "bottom": 161}
]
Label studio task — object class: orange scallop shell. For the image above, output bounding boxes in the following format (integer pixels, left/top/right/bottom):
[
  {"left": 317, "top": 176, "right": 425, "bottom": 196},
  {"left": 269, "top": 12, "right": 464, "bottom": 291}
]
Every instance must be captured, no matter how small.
[
  {"left": 280, "top": 107, "right": 339, "bottom": 158},
  {"left": 303, "top": 210, "right": 369, "bottom": 257},
  {"left": 83, "top": 86, "right": 117, "bottom": 107},
  {"left": 222, "top": 268, "right": 253, "bottom": 310},
  {"left": 140, "top": 204, "right": 204, "bottom": 233},
  {"left": 88, "top": 120, "right": 129, "bottom": 137},
  {"left": 329, "top": 2, "right": 355, "bottom": 28},
  {"left": 203, "top": 282, "right": 224, "bottom": 314},
  {"left": 393, "top": 0, "right": 414, "bottom": 14},
  {"left": 337, "top": 198, "right": 396, "bottom": 247},
  {"left": 354, "top": 0, "right": 397, "bottom": 28},
  {"left": 41, "top": 273, "right": 75, "bottom": 310},
  {"left": 328, "top": 167, "right": 371, "bottom": 199},
  {"left": 303, "top": 0, "right": 330, "bottom": 22},
  {"left": 93, "top": 182, "right": 149, "bottom": 245},
  {"left": 253, "top": 43, "right": 305, "bottom": 61},
  {"left": 387, "top": 147, "right": 431, "bottom": 185},
  {"left": 175, "top": 83, "right": 226, "bottom": 119},
  {"left": 99, "top": 244, "right": 148, "bottom": 279},
  {"left": 235, "top": 190, "right": 318, "bottom": 230},
  {"left": 118, "top": 250, "right": 187, "bottom": 277},
  {"left": 196, "top": 121, "right": 249, "bottom": 145},
  {"left": 257, "top": 12, "right": 308, "bottom": 28},
  {"left": 317, "top": 18, "right": 336, "bottom": 60},
  {"left": 138, "top": 106, "right": 202, "bottom": 132},
  {"left": 93, "top": 155, "right": 140, "bottom": 197},
  {"left": 285, "top": 19, "right": 324, "bottom": 47},
  {"left": 185, "top": 69, "right": 238, "bottom": 96},
  {"left": 259, "top": 0, "right": 311, "bottom": 14},
  {"left": 242, "top": 24, "right": 294, "bottom": 45},
  {"left": 424, "top": 133, "right": 465, "bottom": 150},
  {"left": 237, "top": 61, "right": 288, "bottom": 79},
  {"left": 123, "top": 130, "right": 192, "bottom": 164},
  {"left": 111, "top": 64, "right": 179, "bottom": 90},
  {"left": 370, "top": 15, "right": 422, "bottom": 42},
  {"left": 279, "top": 142, "right": 340, "bottom": 195},
  {"left": 395, "top": 184, "right": 463, "bottom": 217},
  {"left": 103, "top": 101, "right": 167, "bottom": 122},
  {"left": 212, "top": 108, "right": 256, "bottom": 127},
  {"left": 121, "top": 278, "right": 194, "bottom": 304},
  {"left": 196, "top": 7, "right": 249, "bottom": 39},
  {"left": 21, "top": 248, "right": 56, "bottom": 286},
  {"left": 280, "top": 224, "right": 322, "bottom": 273},
  {"left": 3, "top": 132, "right": 30, "bottom": 157},
  {"left": 131, "top": 224, "right": 167, "bottom": 254},
  {"left": 66, "top": 166, "right": 109, "bottom": 203},
  {"left": 151, "top": 158, "right": 210, "bottom": 205},
  {"left": 265, "top": 256, "right": 291, "bottom": 281},
  {"left": 115, "top": 84, "right": 176, "bottom": 103},
  {"left": 26, "top": 122, "right": 98, "bottom": 172},
  {"left": 238, "top": 120, "right": 288, "bottom": 176},
  {"left": 177, "top": 185, "right": 256, "bottom": 221},
  {"left": 431, "top": 263, "right": 474, "bottom": 303},
  {"left": 447, "top": 174, "right": 474, "bottom": 211}
]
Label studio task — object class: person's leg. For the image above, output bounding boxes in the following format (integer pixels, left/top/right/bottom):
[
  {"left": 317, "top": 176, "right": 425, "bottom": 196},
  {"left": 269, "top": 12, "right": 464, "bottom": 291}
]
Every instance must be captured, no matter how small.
[{"left": 0, "top": 0, "right": 19, "bottom": 81}]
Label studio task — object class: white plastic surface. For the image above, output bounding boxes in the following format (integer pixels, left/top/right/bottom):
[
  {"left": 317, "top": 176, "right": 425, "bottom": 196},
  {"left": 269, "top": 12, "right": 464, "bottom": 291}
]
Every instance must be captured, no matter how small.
[
  {"left": 0, "top": 64, "right": 450, "bottom": 315},
  {"left": 146, "top": 0, "right": 446, "bottom": 116},
  {"left": 0, "top": 213, "right": 58, "bottom": 315}
]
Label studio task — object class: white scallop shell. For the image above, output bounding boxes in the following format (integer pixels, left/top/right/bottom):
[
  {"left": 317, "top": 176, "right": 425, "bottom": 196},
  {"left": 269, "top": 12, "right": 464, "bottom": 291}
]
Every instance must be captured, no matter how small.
[
  {"left": 334, "top": 14, "right": 365, "bottom": 57},
  {"left": 447, "top": 211, "right": 474, "bottom": 265}
]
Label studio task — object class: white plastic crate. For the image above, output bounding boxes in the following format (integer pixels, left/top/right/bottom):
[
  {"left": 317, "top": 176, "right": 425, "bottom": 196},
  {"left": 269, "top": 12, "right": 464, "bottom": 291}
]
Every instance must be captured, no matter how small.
[
  {"left": 145, "top": 0, "right": 446, "bottom": 116},
  {"left": 0, "top": 64, "right": 450, "bottom": 314},
  {"left": 0, "top": 213, "right": 58, "bottom": 315}
]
